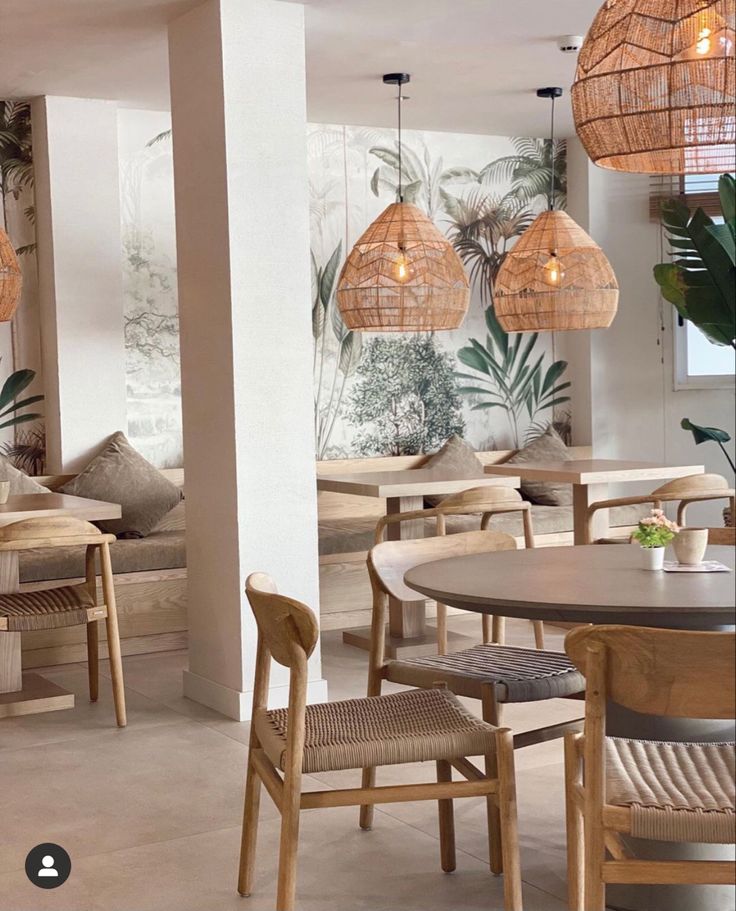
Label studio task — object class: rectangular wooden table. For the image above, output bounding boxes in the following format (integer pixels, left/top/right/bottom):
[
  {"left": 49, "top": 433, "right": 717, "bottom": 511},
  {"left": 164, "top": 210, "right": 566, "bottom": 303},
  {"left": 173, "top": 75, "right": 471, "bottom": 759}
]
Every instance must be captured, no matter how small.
[
  {"left": 0, "top": 492, "right": 122, "bottom": 718},
  {"left": 317, "top": 468, "right": 520, "bottom": 657},
  {"left": 484, "top": 459, "right": 705, "bottom": 545}
]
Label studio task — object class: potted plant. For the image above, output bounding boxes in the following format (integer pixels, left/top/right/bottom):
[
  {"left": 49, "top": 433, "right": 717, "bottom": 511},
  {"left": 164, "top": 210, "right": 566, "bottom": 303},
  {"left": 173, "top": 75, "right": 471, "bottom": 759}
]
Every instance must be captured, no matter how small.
[{"left": 632, "top": 509, "right": 679, "bottom": 571}]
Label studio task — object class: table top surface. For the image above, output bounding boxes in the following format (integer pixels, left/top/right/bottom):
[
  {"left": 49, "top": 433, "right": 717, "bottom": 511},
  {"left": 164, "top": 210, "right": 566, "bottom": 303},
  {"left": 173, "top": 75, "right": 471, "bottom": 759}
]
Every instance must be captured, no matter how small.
[
  {"left": 316, "top": 468, "right": 520, "bottom": 499},
  {"left": 0, "top": 492, "right": 122, "bottom": 527},
  {"left": 405, "top": 544, "right": 735, "bottom": 628},
  {"left": 484, "top": 459, "right": 704, "bottom": 484}
]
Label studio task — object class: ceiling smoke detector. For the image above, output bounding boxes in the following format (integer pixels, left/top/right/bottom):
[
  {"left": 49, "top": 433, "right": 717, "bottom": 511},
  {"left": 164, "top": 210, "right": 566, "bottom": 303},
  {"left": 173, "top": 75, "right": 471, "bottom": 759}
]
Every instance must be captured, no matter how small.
[{"left": 557, "top": 35, "right": 584, "bottom": 54}]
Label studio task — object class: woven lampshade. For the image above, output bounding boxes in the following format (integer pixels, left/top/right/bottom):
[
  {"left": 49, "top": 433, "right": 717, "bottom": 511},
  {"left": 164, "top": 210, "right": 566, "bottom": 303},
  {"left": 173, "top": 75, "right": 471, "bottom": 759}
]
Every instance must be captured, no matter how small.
[
  {"left": 494, "top": 210, "right": 619, "bottom": 332},
  {"left": 0, "top": 228, "right": 22, "bottom": 322},
  {"left": 572, "top": 0, "right": 736, "bottom": 174},
  {"left": 336, "top": 202, "right": 470, "bottom": 331}
]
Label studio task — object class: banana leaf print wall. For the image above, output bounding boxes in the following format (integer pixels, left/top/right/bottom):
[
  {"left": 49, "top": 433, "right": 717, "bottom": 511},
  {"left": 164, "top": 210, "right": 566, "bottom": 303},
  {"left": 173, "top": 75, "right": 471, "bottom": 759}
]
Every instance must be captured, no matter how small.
[{"left": 309, "top": 124, "right": 571, "bottom": 457}]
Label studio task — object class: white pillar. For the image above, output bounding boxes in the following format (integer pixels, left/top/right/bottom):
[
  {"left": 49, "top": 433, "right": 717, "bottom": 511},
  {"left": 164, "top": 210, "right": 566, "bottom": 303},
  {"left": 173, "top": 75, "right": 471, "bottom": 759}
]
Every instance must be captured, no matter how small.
[
  {"left": 169, "top": 0, "right": 327, "bottom": 719},
  {"left": 31, "top": 97, "right": 127, "bottom": 472}
]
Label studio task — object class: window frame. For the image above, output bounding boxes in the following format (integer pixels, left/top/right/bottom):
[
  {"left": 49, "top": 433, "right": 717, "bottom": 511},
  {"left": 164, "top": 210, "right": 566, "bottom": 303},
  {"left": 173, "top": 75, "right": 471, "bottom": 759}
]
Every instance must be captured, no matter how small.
[{"left": 673, "top": 316, "right": 736, "bottom": 391}]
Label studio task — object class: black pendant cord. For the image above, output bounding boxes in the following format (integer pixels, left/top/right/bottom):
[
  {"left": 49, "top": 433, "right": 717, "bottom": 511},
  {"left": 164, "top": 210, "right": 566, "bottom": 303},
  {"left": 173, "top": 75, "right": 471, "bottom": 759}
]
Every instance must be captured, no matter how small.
[
  {"left": 397, "top": 88, "right": 403, "bottom": 203},
  {"left": 549, "top": 93, "right": 556, "bottom": 212}
]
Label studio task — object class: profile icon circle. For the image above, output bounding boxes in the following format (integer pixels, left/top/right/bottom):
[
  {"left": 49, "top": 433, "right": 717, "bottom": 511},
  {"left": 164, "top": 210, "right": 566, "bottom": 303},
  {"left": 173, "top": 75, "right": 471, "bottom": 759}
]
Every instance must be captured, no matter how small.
[{"left": 25, "top": 843, "right": 71, "bottom": 889}]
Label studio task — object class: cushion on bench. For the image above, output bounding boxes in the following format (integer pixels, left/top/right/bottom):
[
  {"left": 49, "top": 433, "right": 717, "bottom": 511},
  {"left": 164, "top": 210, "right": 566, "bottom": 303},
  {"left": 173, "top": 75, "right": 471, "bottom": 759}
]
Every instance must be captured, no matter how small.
[{"left": 317, "top": 504, "right": 646, "bottom": 557}]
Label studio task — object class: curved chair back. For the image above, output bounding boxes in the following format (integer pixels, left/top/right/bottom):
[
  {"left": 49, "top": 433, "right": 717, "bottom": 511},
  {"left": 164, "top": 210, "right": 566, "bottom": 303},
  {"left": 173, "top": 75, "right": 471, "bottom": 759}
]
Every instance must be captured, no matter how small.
[
  {"left": 245, "top": 572, "right": 319, "bottom": 669},
  {"left": 0, "top": 516, "right": 114, "bottom": 551},
  {"left": 566, "top": 624, "right": 736, "bottom": 720},
  {"left": 707, "top": 526, "right": 736, "bottom": 546},
  {"left": 369, "top": 529, "right": 516, "bottom": 604}
]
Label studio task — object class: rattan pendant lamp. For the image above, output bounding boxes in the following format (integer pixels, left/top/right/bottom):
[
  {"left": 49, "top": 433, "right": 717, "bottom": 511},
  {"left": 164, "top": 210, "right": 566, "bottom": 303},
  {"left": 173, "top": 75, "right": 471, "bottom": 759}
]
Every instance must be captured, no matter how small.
[
  {"left": 572, "top": 0, "right": 736, "bottom": 174},
  {"left": 0, "top": 228, "right": 22, "bottom": 322},
  {"left": 494, "top": 88, "right": 619, "bottom": 332},
  {"left": 335, "top": 74, "right": 470, "bottom": 331}
]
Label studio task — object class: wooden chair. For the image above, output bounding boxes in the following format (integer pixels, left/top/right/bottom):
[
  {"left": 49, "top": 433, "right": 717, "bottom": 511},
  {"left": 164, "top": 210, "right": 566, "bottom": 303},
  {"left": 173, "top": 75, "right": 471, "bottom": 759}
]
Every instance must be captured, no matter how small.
[
  {"left": 364, "top": 529, "right": 585, "bottom": 875},
  {"left": 586, "top": 473, "right": 735, "bottom": 544},
  {"left": 707, "top": 525, "right": 736, "bottom": 546},
  {"left": 564, "top": 625, "right": 735, "bottom": 911},
  {"left": 375, "top": 485, "right": 545, "bottom": 651},
  {"left": 238, "top": 572, "right": 523, "bottom": 911},
  {"left": 0, "top": 517, "right": 126, "bottom": 726}
]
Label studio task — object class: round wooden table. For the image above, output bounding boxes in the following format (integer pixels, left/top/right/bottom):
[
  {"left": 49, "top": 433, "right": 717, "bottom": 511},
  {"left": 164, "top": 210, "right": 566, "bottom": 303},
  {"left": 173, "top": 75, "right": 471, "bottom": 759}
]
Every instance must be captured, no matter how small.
[{"left": 405, "top": 544, "right": 736, "bottom": 911}]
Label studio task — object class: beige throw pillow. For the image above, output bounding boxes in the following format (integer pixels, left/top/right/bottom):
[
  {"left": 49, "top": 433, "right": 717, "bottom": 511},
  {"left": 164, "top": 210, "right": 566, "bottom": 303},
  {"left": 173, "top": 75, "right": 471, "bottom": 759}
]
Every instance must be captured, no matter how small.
[
  {"left": 506, "top": 425, "right": 573, "bottom": 506},
  {"left": 59, "top": 432, "right": 183, "bottom": 538},
  {"left": 0, "top": 454, "right": 48, "bottom": 494},
  {"left": 421, "top": 435, "right": 485, "bottom": 507}
]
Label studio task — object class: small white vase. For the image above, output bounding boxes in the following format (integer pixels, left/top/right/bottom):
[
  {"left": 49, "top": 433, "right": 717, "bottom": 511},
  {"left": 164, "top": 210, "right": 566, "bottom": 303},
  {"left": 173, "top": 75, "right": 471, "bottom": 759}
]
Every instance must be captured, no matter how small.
[
  {"left": 673, "top": 528, "right": 708, "bottom": 565},
  {"left": 640, "top": 546, "right": 665, "bottom": 570}
]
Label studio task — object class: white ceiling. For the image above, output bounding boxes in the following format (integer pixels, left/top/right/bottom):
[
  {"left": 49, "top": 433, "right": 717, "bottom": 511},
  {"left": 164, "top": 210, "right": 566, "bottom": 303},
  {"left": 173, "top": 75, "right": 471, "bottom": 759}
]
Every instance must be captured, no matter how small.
[{"left": 0, "top": 0, "right": 604, "bottom": 136}]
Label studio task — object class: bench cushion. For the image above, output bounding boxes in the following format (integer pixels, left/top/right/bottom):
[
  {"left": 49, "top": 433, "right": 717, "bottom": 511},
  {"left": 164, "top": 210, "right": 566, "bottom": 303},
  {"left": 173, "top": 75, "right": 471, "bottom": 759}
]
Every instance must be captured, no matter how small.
[
  {"left": 19, "top": 530, "right": 187, "bottom": 584},
  {"left": 317, "top": 504, "right": 646, "bottom": 556}
]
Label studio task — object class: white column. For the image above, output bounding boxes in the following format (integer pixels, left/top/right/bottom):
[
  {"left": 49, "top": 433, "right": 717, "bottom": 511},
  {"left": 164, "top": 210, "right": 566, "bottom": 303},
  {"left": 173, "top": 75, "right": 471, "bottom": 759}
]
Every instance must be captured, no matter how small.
[
  {"left": 31, "top": 97, "right": 127, "bottom": 472},
  {"left": 169, "top": 0, "right": 327, "bottom": 719}
]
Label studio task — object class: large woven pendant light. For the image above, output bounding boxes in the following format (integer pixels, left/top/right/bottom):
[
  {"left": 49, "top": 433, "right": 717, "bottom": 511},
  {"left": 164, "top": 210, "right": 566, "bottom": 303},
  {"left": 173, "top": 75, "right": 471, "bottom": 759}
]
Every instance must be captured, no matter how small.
[
  {"left": 494, "top": 88, "right": 619, "bottom": 332},
  {"left": 336, "top": 74, "right": 470, "bottom": 331},
  {"left": 572, "top": 0, "right": 736, "bottom": 174},
  {"left": 0, "top": 227, "right": 22, "bottom": 322}
]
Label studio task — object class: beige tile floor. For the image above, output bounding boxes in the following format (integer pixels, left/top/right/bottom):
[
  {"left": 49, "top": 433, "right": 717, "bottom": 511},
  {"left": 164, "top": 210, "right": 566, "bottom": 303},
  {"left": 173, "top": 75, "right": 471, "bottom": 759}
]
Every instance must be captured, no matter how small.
[{"left": 1, "top": 615, "right": 579, "bottom": 911}]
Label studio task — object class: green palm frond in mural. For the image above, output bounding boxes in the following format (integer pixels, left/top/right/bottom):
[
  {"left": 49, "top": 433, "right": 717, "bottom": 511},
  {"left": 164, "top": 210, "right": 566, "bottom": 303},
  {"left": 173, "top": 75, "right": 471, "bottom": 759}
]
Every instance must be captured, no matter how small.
[
  {"left": 479, "top": 137, "right": 567, "bottom": 209},
  {"left": 457, "top": 307, "right": 570, "bottom": 447}
]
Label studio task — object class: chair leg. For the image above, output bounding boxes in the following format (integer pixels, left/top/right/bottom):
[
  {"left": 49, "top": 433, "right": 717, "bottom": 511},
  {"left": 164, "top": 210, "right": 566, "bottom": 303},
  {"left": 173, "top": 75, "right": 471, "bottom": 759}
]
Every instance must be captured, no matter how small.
[
  {"left": 482, "top": 614, "right": 492, "bottom": 644},
  {"left": 100, "top": 545, "right": 126, "bottom": 727},
  {"left": 492, "top": 615, "right": 506, "bottom": 645},
  {"left": 276, "top": 768, "right": 302, "bottom": 911},
  {"left": 238, "top": 750, "right": 263, "bottom": 897},
  {"left": 582, "top": 816, "right": 606, "bottom": 911},
  {"left": 436, "top": 760, "right": 456, "bottom": 873},
  {"left": 564, "top": 734, "right": 584, "bottom": 911},
  {"left": 496, "top": 728, "right": 523, "bottom": 911},
  {"left": 532, "top": 620, "right": 545, "bottom": 650},
  {"left": 86, "top": 621, "right": 99, "bottom": 702},
  {"left": 482, "top": 685, "right": 504, "bottom": 875},
  {"left": 436, "top": 602, "right": 448, "bottom": 655},
  {"left": 359, "top": 767, "right": 376, "bottom": 830}
]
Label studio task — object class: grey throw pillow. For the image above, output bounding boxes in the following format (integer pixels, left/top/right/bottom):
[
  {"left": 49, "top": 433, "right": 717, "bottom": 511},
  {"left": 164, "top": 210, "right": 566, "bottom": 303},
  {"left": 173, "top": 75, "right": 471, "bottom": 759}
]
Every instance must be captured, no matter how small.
[
  {"left": 506, "top": 425, "right": 573, "bottom": 506},
  {"left": 421, "top": 435, "right": 484, "bottom": 508},
  {"left": 0, "top": 454, "right": 48, "bottom": 494},
  {"left": 59, "top": 432, "right": 183, "bottom": 538}
]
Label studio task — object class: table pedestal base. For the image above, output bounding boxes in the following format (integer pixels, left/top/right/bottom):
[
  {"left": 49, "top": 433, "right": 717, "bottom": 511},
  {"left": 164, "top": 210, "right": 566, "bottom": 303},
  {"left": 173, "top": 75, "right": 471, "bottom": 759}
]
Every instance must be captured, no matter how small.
[
  {"left": 0, "top": 673, "right": 75, "bottom": 719},
  {"left": 342, "top": 626, "right": 475, "bottom": 659}
]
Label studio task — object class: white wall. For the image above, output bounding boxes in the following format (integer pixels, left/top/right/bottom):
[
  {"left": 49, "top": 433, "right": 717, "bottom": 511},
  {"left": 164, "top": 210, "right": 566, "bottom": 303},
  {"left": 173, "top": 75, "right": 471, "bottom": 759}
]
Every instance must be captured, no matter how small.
[{"left": 567, "top": 138, "right": 735, "bottom": 524}]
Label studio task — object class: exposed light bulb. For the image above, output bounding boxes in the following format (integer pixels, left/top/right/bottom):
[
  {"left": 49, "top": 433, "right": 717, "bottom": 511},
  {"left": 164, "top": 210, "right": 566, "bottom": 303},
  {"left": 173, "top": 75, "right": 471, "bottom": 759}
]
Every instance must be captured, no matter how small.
[
  {"left": 542, "top": 252, "right": 564, "bottom": 287},
  {"left": 393, "top": 247, "right": 414, "bottom": 284},
  {"left": 696, "top": 26, "right": 712, "bottom": 55}
]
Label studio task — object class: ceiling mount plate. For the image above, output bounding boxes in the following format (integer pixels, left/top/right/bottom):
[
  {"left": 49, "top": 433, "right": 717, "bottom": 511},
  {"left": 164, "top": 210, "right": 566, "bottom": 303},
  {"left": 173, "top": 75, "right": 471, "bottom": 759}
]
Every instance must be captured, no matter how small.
[
  {"left": 383, "top": 73, "right": 411, "bottom": 86},
  {"left": 537, "top": 86, "right": 563, "bottom": 99}
]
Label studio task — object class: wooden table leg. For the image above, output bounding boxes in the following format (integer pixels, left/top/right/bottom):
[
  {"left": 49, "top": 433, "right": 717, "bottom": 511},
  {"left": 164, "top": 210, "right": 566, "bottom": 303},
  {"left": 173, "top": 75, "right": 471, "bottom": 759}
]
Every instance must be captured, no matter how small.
[
  {"left": 572, "top": 483, "right": 610, "bottom": 545},
  {"left": 0, "top": 551, "right": 75, "bottom": 718}
]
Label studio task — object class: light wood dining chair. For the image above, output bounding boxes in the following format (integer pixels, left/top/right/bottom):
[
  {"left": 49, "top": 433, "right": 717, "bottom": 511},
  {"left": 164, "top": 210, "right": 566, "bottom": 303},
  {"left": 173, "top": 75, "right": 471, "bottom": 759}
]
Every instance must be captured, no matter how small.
[
  {"left": 375, "top": 485, "right": 545, "bottom": 650},
  {"left": 586, "top": 473, "right": 735, "bottom": 544},
  {"left": 0, "top": 517, "right": 126, "bottom": 726},
  {"left": 707, "top": 525, "right": 736, "bottom": 546},
  {"left": 238, "top": 572, "right": 523, "bottom": 911},
  {"left": 364, "top": 530, "right": 585, "bottom": 876},
  {"left": 564, "top": 625, "right": 735, "bottom": 911}
]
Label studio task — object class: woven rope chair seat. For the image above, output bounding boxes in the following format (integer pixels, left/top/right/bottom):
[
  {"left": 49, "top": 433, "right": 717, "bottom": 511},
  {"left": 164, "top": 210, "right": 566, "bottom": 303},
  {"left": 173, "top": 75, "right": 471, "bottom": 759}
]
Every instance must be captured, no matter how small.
[
  {"left": 255, "top": 688, "right": 496, "bottom": 775},
  {"left": 0, "top": 584, "right": 95, "bottom": 631},
  {"left": 386, "top": 644, "right": 585, "bottom": 703},
  {"left": 606, "top": 737, "right": 736, "bottom": 844}
]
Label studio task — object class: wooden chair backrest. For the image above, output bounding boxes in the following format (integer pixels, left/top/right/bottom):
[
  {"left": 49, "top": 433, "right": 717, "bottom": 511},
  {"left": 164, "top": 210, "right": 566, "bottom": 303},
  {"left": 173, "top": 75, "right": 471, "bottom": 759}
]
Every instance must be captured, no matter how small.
[
  {"left": 566, "top": 624, "right": 736, "bottom": 719},
  {"left": 707, "top": 525, "right": 736, "bottom": 546},
  {"left": 369, "top": 529, "right": 517, "bottom": 604},
  {"left": 0, "top": 517, "right": 114, "bottom": 552},
  {"left": 437, "top": 485, "right": 524, "bottom": 512},
  {"left": 245, "top": 572, "right": 319, "bottom": 669},
  {"left": 651, "top": 473, "right": 731, "bottom": 498}
]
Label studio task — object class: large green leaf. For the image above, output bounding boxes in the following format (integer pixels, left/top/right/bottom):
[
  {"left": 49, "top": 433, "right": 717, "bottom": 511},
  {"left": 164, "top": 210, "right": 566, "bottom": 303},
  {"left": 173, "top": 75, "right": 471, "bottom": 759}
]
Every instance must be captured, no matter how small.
[
  {"left": 0, "top": 369, "right": 34, "bottom": 411},
  {"left": 0, "top": 393, "right": 44, "bottom": 419},
  {"left": 681, "top": 418, "right": 731, "bottom": 444}
]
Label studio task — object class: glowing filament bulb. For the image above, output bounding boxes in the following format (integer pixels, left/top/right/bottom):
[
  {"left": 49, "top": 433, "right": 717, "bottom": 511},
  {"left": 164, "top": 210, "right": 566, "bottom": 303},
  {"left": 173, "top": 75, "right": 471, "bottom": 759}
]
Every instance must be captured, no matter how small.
[
  {"left": 542, "top": 252, "right": 564, "bottom": 287},
  {"left": 696, "top": 27, "right": 712, "bottom": 55},
  {"left": 393, "top": 246, "right": 413, "bottom": 283}
]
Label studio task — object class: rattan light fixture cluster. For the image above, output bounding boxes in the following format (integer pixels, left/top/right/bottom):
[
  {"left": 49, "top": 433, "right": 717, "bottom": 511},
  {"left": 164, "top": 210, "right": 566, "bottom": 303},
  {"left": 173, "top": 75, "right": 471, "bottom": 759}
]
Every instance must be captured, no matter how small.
[
  {"left": 494, "top": 88, "right": 619, "bottom": 333},
  {"left": 0, "top": 228, "right": 22, "bottom": 322},
  {"left": 572, "top": 0, "right": 736, "bottom": 174},
  {"left": 336, "top": 74, "right": 470, "bottom": 331}
]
